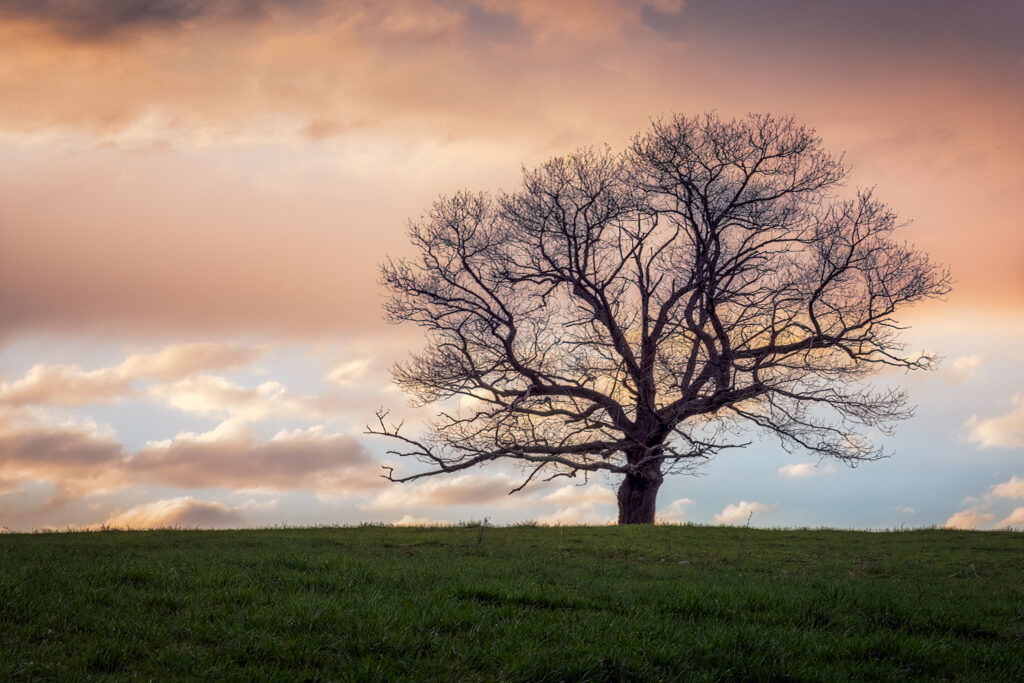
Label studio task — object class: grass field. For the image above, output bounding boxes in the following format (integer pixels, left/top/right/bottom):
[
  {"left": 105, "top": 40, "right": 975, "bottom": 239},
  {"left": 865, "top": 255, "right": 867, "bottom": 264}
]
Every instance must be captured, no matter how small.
[{"left": 1, "top": 524, "right": 1021, "bottom": 681}]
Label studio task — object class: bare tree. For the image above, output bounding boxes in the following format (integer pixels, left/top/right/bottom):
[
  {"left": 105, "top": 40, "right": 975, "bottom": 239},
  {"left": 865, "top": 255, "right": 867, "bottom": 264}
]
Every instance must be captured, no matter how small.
[{"left": 369, "top": 113, "right": 950, "bottom": 524}]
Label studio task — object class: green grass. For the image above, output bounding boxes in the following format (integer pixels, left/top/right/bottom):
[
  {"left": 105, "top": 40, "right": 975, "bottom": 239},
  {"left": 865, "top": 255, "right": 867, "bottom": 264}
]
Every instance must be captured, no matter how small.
[{"left": 1, "top": 524, "right": 1021, "bottom": 681}]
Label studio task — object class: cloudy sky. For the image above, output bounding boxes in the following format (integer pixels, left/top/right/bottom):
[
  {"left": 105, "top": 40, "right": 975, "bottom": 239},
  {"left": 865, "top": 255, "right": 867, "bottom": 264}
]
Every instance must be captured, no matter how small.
[{"left": 1, "top": 0, "right": 1021, "bottom": 531}]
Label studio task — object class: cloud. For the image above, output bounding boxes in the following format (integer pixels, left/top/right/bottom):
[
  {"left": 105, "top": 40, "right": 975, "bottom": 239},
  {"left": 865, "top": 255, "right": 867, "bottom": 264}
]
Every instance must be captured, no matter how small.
[
  {"left": 990, "top": 476, "right": 1024, "bottom": 499},
  {"left": 392, "top": 514, "right": 451, "bottom": 526},
  {"left": 944, "top": 474, "right": 1024, "bottom": 529},
  {"left": 361, "top": 472, "right": 620, "bottom": 518},
  {"left": 0, "top": 0, "right": 672, "bottom": 146},
  {"left": 118, "top": 342, "right": 265, "bottom": 380},
  {"left": 535, "top": 502, "right": 614, "bottom": 525},
  {"left": 363, "top": 473, "right": 527, "bottom": 511},
  {"left": 0, "top": 0, "right": 1020, "bottom": 348},
  {"left": 713, "top": 501, "right": 776, "bottom": 526},
  {"left": 0, "top": 364, "right": 130, "bottom": 407},
  {"left": 947, "top": 355, "right": 981, "bottom": 384},
  {"left": 0, "top": 343, "right": 264, "bottom": 407},
  {"left": 0, "top": 413, "right": 381, "bottom": 504},
  {"left": 778, "top": 463, "right": 835, "bottom": 478},
  {"left": 0, "top": 415, "right": 125, "bottom": 503},
  {"left": 943, "top": 507, "right": 994, "bottom": 530},
  {"left": 658, "top": 497, "right": 693, "bottom": 523},
  {"left": 0, "top": 0, "right": 319, "bottom": 42},
  {"left": 130, "top": 424, "right": 381, "bottom": 494},
  {"left": 962, "top": 394, "right": 1024, "bottom": 448},
  {"left": 539, "top": 484, "right": 615, "bottom": 505},
  {"left": 102, "top": 496, "right": 244, "bottom": 529},
  {"left": 145, "top": 374, "right": 325, "bottom": 421},
  {"left": 995, "top": 507, "right": 1024, "bottom": 530},
  {"left": 327, "top": 359, "right": 371, "bottom": 387}
]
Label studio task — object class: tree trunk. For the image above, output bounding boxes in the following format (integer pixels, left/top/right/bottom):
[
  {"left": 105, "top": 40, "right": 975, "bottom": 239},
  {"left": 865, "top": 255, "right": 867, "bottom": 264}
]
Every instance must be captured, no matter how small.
[{"left": 616, "top": 465, "right": 664, "bottom": 524}]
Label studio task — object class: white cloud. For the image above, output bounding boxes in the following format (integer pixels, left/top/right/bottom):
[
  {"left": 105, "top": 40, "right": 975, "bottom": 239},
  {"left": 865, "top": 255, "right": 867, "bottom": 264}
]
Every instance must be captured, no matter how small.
[
  {"left": 946, "top": 355, "right": 981, "bottom": 384},
  {"left": 893, "top": 505, "right": 915, "bottom": 514},
  {"left": 327, "top": 359, "right": 371, "bottom": 386},
  {"left": 658, "top": 497, "right": 694, "bottom": 523},
  {"left": 962, "top": 394, "right": 1024, "bottom": 448},
  {"left": 778, "top": 462, "right": 835, "bottom": 477},
  {"left": 540, "top": 484, "right": 616, "bottom": 505},
  {"left": 713, "top": 501, "right": 776, "bottom": 526},
  {"left": 535, "top": 503, "right": 614, "bottom": 525}
]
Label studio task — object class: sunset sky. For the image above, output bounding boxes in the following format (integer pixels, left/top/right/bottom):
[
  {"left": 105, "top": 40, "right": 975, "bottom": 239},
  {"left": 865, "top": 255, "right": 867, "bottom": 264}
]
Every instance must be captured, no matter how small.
[{"left": 1, "top": 0, "right": 1021, "bottom": 531}]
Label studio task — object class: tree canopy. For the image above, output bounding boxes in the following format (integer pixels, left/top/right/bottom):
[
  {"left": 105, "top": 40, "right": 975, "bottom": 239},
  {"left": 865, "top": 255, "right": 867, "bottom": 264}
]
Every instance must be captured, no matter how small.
[{"left": 371, "top": 113, "right": 950, "bottom": 524}]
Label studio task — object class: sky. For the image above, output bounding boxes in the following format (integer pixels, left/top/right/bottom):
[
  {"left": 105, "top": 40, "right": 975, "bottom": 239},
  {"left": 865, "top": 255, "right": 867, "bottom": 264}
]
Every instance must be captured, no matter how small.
[{"left": 1, "top": 0, "right": 1022, "bottom": 531}]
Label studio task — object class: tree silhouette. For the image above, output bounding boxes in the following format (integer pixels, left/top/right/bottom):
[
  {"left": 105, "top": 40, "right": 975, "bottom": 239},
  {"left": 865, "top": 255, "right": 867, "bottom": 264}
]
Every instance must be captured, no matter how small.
[{"left": 370, "top": 113, "right": 950, "bottom": 524}]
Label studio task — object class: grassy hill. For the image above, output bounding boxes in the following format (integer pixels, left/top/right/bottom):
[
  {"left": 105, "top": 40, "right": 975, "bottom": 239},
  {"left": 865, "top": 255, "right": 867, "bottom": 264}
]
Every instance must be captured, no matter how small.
[{"left": 1, "top": 524, "right": 1021, "bottom": 680}]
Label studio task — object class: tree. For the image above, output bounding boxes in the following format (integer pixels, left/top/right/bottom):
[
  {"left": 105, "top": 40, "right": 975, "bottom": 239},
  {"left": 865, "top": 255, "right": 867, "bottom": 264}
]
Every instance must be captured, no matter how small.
[{"left": 369, "top": 113, "right": 950, "bottom": 524}]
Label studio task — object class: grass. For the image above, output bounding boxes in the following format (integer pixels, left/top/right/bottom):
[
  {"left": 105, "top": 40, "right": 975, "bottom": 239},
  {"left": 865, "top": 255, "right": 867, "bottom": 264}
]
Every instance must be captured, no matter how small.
[{"left": 1, "top": 524, "right": 1021, "bottom": 681}]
